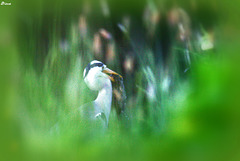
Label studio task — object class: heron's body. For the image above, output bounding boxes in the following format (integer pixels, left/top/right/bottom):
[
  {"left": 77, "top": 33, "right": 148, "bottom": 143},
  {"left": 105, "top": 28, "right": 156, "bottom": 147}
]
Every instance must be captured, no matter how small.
[
  {"left": 80, "top": 79, "right": 112, "bottom": 127},
  {"left": 79, "top": 60, "right": 121, "bottom": 128}
]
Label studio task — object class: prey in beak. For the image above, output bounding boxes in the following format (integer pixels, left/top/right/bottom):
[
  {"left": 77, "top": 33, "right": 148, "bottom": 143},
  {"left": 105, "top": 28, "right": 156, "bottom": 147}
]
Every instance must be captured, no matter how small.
[{"left": 102, "top": 68, "right": 122, "bottom": 82}]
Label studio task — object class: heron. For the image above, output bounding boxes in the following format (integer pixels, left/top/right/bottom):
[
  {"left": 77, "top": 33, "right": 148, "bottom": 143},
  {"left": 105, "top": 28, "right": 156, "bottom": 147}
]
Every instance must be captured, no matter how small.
[{"left": 80, "top": 60, "right": 123, "bottom": 128}]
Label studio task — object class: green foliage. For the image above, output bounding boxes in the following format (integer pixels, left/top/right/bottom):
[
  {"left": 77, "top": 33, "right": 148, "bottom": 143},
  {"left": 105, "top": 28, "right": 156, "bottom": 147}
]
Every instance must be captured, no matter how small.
[{"left": 1, "top": 1, "right": 240, "bottom": 161}]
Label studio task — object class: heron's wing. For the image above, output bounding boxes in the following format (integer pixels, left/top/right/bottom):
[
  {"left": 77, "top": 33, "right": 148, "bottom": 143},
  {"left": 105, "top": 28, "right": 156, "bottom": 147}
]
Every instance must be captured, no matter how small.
[
  {"left": 79, "top": 102, "right": 107, "bottom": 128},
  {"left": 95, "top": 112, "right": 108, "bottom": 127},
  {"left": 79, "top": 102, "right": 96, "bottom": 120}
]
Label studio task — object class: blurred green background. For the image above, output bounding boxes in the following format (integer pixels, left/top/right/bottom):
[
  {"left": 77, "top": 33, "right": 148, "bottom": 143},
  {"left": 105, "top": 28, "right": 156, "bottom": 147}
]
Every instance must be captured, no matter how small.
[{"left": 1, "top": 0, "right": 240, "bottom": 161}]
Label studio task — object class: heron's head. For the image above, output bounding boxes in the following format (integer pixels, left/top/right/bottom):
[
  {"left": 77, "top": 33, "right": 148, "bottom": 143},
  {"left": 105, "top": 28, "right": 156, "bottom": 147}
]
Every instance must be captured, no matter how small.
[{"left": 83, "top": 60, "right": 122, "bottom": 91}]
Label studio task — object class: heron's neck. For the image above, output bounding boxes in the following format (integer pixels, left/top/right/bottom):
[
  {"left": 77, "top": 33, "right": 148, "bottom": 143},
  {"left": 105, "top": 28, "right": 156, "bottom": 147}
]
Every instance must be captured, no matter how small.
[{"left": 95, "top": 79, "right": 112, "bottom": 123}]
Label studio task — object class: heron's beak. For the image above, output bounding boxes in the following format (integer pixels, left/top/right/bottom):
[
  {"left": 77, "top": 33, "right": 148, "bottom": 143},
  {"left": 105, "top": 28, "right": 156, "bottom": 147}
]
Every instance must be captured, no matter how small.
[{"left": 102, "top": 68, "right": 122, "bottom": 82}]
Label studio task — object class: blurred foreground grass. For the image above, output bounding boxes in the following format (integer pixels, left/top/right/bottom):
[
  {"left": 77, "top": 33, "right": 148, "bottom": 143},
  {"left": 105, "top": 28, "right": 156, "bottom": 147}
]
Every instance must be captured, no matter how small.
[{"left": 1, "top": 1, "right": 240, "bottom": 161}]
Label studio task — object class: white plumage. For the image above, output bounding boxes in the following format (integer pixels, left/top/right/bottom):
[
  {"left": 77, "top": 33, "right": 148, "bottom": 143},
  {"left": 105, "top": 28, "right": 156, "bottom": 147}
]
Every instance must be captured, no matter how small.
[{"left": 80, "top": 60, "right": 122, "bottom": 127}]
